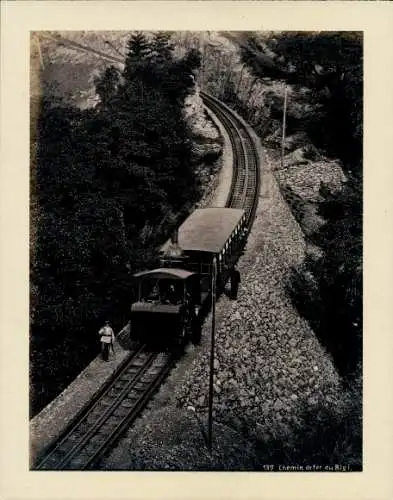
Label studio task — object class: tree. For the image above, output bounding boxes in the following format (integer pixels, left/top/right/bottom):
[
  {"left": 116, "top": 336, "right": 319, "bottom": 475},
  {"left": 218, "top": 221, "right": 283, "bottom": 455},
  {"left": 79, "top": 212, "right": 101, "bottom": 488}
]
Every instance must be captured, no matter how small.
[
  {"left": 277, "top": 32, "right": 362, "bottom": 166},
  {"left": 241, "top": 32, "right": 363, "bottom": 379},
  {"left": 152, "top": 31, "right": 174, "bottom": 65},
  {"left": 94, "top": 65, "right": 120, "bottom": 107},
  {"left": 31, "top": 33, "right": 204, "bottom": 415},
  {"left": 242, "top": 32, "right": 363, "bottom": 168},
  {"left": 123, "top": 31, "right": 153, "bottom": 82}
]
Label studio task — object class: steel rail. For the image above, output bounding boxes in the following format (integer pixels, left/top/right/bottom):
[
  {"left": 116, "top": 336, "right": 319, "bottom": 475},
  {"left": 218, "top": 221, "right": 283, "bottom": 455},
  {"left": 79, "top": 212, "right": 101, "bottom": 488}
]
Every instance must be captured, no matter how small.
[
  {"left": 200, "top": 91, "right": 260, "bottom": 229},
  {"left": 34, "top": 343, "right": 146, "bottom": 468},
  {"left": 82, "top": 354, "right": 175, "bottom": 469},
  {"left": 34, "top": 345, "right": 155, "bottom": 470},
  {"left": 50, "top": 352, "right": 158, "bottom": 470}
]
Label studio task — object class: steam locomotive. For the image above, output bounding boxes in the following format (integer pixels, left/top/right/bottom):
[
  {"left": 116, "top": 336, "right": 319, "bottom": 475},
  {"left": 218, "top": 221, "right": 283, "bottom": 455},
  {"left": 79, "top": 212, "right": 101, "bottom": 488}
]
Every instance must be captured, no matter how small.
[{"left": 130, "top": 207, "right": 247, "bottom": 348}]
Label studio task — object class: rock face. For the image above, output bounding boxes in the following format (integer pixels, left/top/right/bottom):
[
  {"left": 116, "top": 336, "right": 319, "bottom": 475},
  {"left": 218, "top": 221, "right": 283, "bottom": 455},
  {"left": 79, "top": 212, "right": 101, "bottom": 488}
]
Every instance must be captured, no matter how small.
[
  {"left": 184, "top": 87, "right": 223, "bottom": 162},
  {"left": 262, "top": 82, "right": 347, "bottom": 238},
  {"left": 275, "top": 161, "right": 347, "bottom": 202},
  {"left": 184, "top": 87, "right": 220, "bottom": 141},
  {"left": 191, "top": 142, "right": 222, "bottom": 163}
]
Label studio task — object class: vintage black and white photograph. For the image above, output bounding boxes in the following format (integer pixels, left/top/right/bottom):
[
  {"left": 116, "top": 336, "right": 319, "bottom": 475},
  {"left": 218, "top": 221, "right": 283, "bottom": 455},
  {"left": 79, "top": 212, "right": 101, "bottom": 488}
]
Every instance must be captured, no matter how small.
[{"left": 29, "top": 30, "right": 363, "bottom": 472}]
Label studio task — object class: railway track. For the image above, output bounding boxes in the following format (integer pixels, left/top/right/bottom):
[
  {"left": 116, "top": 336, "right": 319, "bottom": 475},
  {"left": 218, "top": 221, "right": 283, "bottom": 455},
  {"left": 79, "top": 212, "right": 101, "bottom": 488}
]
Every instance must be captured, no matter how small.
[
  {"left": 35, "top": 347, "right": 174, "bottom": 470},
  {"left": 34, "top": 36, "right": 261, "bottom": 470},
  {"left": 200, "top": 92, "right": 260, "bottom": 229}
]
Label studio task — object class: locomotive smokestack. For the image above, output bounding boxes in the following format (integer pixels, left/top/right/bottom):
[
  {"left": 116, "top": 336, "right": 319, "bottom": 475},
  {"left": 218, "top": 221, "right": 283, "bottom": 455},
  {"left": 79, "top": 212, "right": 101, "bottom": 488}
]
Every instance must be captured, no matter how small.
[
  {"left": 160, "top": 227, "right": 186, "bottom": 268},
  {"left": 163, "top": 228, "right": 184, "bottom": 263}
]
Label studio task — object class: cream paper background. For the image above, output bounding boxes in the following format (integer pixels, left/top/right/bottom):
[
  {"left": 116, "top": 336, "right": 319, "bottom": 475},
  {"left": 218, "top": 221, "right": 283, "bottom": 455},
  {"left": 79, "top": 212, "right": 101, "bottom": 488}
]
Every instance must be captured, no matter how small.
[{"left": 1, "top": 1, "right": 392, "bottom": 499}]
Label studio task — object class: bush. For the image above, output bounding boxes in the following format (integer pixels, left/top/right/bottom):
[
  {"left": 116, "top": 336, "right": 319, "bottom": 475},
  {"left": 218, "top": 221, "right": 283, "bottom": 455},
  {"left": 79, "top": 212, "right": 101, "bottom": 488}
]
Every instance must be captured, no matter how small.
[
  {"left": 288, "top": 181, "right": 362, "bottom": 379},
  {"left": 30, "top": 32, "right": 203, "bottom": 416}
]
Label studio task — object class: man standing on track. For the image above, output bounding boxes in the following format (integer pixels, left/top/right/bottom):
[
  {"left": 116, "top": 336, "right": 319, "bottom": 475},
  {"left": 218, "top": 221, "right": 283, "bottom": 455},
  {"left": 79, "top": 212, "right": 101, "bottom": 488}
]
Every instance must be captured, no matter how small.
[{"left": 99, "top": 321, "right": 115, "bottom": 361}]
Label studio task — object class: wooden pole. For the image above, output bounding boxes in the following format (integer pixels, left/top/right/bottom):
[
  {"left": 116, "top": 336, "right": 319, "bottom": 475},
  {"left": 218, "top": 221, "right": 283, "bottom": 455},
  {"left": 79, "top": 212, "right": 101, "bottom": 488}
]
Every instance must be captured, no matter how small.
[
  {"left": 281, "top": 83, "right": 288, "bottom": 170},
  {"left": 207, "top": 255, "right": 217, "bottom": 452}
]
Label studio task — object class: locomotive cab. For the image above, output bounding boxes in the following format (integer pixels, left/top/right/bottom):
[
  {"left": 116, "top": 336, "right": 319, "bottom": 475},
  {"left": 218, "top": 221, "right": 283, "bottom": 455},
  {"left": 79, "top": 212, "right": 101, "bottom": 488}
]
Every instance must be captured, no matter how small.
[{"left": 130, "top": 268, "right": 201, "bottom": 348}]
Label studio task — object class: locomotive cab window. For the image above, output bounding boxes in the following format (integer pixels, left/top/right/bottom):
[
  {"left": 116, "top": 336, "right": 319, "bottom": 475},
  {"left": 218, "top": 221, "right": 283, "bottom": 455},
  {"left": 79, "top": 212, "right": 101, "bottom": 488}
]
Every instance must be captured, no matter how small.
[
  {"left": 139, "top": 278, "right": 183, "bottom": 305},
  {"left": 159, "top": 280, "right": 183, "bottom": 305},
  {"left": 140, "top": 278, "right": 160, "bottom": 302}
]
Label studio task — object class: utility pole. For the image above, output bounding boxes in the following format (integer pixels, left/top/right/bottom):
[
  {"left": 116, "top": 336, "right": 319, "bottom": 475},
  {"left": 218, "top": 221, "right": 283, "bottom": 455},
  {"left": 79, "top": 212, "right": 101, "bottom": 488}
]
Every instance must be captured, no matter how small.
[
  {"left": 207, "top": 255, "right": 217, "bottom": 452},
  {"left": 281, "top": 82, "right": 288, "bottom": 170}
]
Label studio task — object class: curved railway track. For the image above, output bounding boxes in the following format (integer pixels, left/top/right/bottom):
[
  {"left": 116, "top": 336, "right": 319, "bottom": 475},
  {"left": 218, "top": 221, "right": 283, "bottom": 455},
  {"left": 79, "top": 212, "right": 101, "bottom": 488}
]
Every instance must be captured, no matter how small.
[
  {"left": 200, "top": 91, "right": 260, "bottom": 229},
  {"left": 34, "top": 37, "right": 261, "bottom": 470}
]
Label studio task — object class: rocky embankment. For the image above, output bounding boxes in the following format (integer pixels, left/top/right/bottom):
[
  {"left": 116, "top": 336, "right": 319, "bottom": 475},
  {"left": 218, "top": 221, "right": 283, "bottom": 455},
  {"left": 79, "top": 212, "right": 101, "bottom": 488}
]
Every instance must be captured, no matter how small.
[
  {"left": 261, "top": 85, "right": 347, "bottom": 237},
  {"left": 174, "top": 150, "right": 343, "bottom": 445},
  {"left": 102, "top": 147, "right": 359, "bottom": 471}
]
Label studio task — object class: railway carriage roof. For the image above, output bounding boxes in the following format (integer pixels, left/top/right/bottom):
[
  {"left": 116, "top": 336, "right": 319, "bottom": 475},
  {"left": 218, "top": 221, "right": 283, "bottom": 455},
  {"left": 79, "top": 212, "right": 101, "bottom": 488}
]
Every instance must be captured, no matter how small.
[
  {"left": 161, "top": 208, "right": 245, "bottom": 255},
  {"left": 133, "top": 268, "right": 196, "bottom": 280}
]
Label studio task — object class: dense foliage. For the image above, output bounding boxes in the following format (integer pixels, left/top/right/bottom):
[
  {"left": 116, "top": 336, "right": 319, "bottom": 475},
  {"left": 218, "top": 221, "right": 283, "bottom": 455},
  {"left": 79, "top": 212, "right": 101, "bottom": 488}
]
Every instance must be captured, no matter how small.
[
  {"left": 278, "top": 33, "right": 362, "bottom": 379},
  {"left": 242, "top": 32, "right": 363, "bottom": 167},
  {"left": 30, "top": 32, "right": 201, "bottom": 416},
  {"left": 289, "top": 180, "right": 362, "bottom": 379},
  {"left": 238, "top": 32, "right": 363, "bottom": 379}
]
